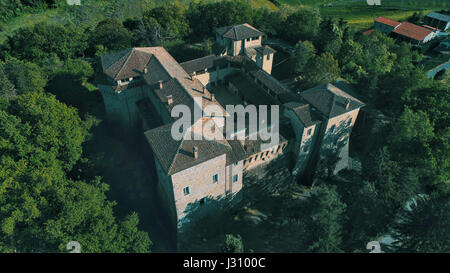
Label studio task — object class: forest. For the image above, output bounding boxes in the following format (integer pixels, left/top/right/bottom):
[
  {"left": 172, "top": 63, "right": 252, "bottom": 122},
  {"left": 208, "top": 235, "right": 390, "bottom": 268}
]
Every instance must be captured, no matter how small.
[{"left": 0, "top": 0, "right": 448, "bottom": 253}]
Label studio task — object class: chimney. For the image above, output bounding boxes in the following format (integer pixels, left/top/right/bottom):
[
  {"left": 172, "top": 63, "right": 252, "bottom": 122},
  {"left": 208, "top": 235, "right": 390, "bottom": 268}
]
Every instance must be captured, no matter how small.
[
  {"left": 193, "top": 146, "right": 198, "bottom": 160},
  {"left": 211, "top": 93, "right": 216, "bottom": 102},
  {"left": 158, "top": 80, "right": 163, "bottom": 89},
  {"left": 167, "top": 95, "right": 173, "bottom": 105},
  {"left": 345, "top": 99, "right": 351, "bottom": 110},
  {"left": 143, "top": 67, "right": 148, "bottom": 74}
]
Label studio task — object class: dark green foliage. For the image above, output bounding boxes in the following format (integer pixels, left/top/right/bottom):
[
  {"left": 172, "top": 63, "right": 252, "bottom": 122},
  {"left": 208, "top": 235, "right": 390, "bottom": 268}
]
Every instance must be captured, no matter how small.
[
  {"left": 1, "top": 58, "right": 47, "bottom": 94},
  {"left": 7, "top": 22, "right": 88, "bottom": 63},
  {"left": 298, "top": 185, "right": 346, "bottom": 253},
  {"left": 0, "top": 0, "right": 49, "bottom": 22},
  {"left": 294, "top": 40, "right": 315, "bottom": 74},
  {"left": 302, "top": 52, "right": 340, "bottom": 89},
  {"left": 0, "top": 92, "right": 151, "bottom": 253},
  {"left": 282, "top": 7, "right": 320, "bottom": 42},
  {"left": 222, "top": 234, "right": 244, "bottom": 253},
  {"left": 143, "top": 2, "right": 190, "bottom": 42},
  {"left": 392, "top": 190, "right": 450, "bottom": 253},
  {"left": 0, "top": 65, "right": 17, "bottom": 100},
  {"left": 186, "top": 0, "right": 254, "bottom": 40},
  {"left": 315, "top": 18, "right": 345, "bottom": 56},
  {"left": 90, "top": 18, "right": 133, "bottom": 52}
]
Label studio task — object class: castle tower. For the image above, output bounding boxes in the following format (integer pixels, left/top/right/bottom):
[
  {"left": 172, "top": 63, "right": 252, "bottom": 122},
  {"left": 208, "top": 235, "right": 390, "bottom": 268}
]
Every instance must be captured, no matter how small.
[{"left": 255, "top": 46, "right": 276, "bottom": 75}]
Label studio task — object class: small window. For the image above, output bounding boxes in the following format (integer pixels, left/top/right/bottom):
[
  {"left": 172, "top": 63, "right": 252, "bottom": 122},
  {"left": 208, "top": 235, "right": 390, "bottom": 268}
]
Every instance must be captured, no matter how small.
[
  {"left": 199, "top": 197, "right": 206, "bottom": 205},
  {"left": 307, "top": 128, "right": 312, "bottom": 136},
  {"left": 183, "top": 187, "right": 190, "bottom": 195},
  {"left": 267, "top": 54, "right": 270, "bottom": 60},
  {"left": 212, "top": 174, "right": 219, "bottom": 183},
  {"left": 233, "top": 162, "right": 239, "bottom": 166},
  {"left": 330, "top": 125, "right": 336, "bottom": 133},
  {"left": 233, "top": 174, "right": 238, "bottom": 182}
]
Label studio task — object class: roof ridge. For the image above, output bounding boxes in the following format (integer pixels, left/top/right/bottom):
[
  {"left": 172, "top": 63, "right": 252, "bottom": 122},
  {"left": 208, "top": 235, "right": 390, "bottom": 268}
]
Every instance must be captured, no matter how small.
[
  {"left": 166, "top": 126, "right": 186, "bottom": 175},
  {"left": 114, "top": 48, "right": 135, "bottom": 80}
]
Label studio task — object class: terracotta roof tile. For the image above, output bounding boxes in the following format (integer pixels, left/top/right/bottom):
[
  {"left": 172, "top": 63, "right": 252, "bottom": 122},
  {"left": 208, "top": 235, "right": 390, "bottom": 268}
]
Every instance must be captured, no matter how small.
[
  {"left": 216, "top": 23, "right": 264, "bottom": 41},
  {"left": 392, "top": 22, "right": 433, "bottom": 42},
  {"left": 375, "top": 17, "right": 401, "bottom": 28},
  {"left": 301, "top": 83, "right": 365, "bottom": 118}
]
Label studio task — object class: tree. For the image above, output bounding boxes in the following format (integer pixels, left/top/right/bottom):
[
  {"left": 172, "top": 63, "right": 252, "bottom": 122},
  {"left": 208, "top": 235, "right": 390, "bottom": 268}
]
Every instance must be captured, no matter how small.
[
  {"left": 0, "top": 92, "right": 151, "bottom": 252},
  {"left": 144, "top": 2, "right": 190, "bottom": 42},
  {"left": 364, "top": 147, "right": 420, "bottom": 213},
  {"left": 58, "top": 59, "right": 94, "bottom": 83},
  {"left": 302, "top": 52, "right": 340, "bottom": 89},
  {"left": 90, "top": 18, "right": 133, "bottom": 52},
  {"left": 294, "top": 40, "right": 315, "bottom": 74},
  {"left": 388, "top": 108, "right": 434, "bottom": 168},
  {"left": 316, "top": 18, "right": 344, "bottom": 56},
  {"left": 283, "top": 8, "right": 321, "bottom": 42},
  {"left": 0, "top": 65, "right": 17, "bottom": 100},
  {"left": 222, "top": 234, "right": 244, "bottom": 253},
  {"left": 7, "top": 22, "right": 87, "bottom": 63},
  {"left": 392, "top": 191, "right": 450, "bottom": 253},
  {"left": 186, "top": 0, "right": 254, "bottom": 40},
  {"left": 302, "top": 185, "right": 346, "bottom": 253},
  {"left": 1, "top": 58, "right": 47, "bottom": 94},
  {"left": 408, "top": 83, "right": 449, "bottom": 133}
]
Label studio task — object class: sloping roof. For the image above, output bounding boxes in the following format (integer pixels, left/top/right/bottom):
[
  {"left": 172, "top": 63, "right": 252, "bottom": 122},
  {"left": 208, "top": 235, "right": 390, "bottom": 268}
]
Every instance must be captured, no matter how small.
[
  {"left": 180, "top": 55, "right": 220, "bottom": 74},
  {"left": 151, "top": 77, "right": 226, "bottom": 121},
  {"left": 249, "top": 68, "right": 290, "bottom": 95},
  {"left": 255, "top": 45, "right": 276, "bottom": 55},
  {"left": 426, "top": 12, "right": 450, "bottom": 22},
  {"left": 226, "top": 140, "right": 247, "bottom": 166},
  {"left": 228, "top": 73, "right": 276, "bottom": 106},
  {"left": 151, "top": 77, "right": 194, "bottom": 118},
  {"left": 216, "top": 23, "right": 264, "bottom": 41},
  {"left": 301, "top": 83, "right": 365, "bottom": 118},
  {"left": 283, "top": 102, "right": 320, "bottom": 127},
  {"left": 375, "top": 17, "right": 401, "bottom": 28},
  {"left": 362, "top": 29, "right": 375, "bottom": 36},
  {"left": 392, "top": 22, "right": 433, "bottom": 42},
  {"left": 145, "top": 120, "right": 232, "bottom": 175},
  {"left": 101, "top": 47, "right": 189, "bottom": 82}
]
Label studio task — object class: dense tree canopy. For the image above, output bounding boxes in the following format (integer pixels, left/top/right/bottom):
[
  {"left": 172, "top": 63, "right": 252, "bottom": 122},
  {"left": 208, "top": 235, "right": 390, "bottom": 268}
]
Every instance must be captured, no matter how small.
[
  {"left": 90, "top": 18, "right": 133, "bottom": 52},
  {"left": 302, "top": 52, "right": 340, "bottom": 89},
  {"left": 392, "top": 190, "right": 450, "bottom": 253},
  {"left": 6, "top": 22, "right": 87, "bottom": 63},
  {"left": 0, "top": 92, "right": 151, "bottom": 252}
]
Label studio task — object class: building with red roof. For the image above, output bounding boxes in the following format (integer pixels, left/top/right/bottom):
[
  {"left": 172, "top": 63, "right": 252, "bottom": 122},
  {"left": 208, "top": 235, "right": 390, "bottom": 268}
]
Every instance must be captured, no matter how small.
[
  {"left": 374, "top": 17, "right": 401, "bottom": 34},
  {"left": 371, "top": 16, "right": 436, "bottom": 46},
  {"left": 392, "top": 22, "right": 436, "bottom": 45}
]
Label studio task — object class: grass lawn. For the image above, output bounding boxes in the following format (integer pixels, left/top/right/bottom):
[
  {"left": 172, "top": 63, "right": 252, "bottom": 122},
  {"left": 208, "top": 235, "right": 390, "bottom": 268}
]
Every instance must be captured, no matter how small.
[
  {"left": 0, "top": 9, "right": 64, "bottom": 43},
  {"left": 278, "top": 0, "right": 450, "bottom": 29}
]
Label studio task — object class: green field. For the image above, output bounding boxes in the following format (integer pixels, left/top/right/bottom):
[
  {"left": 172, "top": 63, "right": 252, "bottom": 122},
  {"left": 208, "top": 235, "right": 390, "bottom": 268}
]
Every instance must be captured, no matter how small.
[{"left": 279, "top": 0, "right": 450, "bottom": 28}]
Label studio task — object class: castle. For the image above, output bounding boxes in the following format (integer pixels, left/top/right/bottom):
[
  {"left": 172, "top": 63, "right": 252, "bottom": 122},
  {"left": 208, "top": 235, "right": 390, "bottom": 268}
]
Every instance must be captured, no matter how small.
[{"left": 97, "top": 23, "right": 365, "bottom": 230}]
